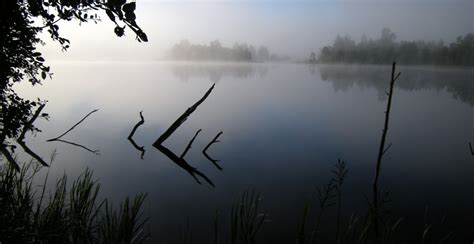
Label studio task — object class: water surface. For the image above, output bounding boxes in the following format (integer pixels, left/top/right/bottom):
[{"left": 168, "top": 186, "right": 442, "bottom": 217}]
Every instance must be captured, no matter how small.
[{"left": 15, "top": 62, "right": 474, "bottom": 242}]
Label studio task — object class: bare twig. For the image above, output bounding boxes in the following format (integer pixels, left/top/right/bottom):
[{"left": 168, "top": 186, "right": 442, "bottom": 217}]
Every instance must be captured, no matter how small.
[
  {"left": 372, "top": 62, "right": 400, "bottom": 241},
  {"left": 180, "top": 129, "right": 202, "bottom": 159},
  {"left": 203, "top": 131, "right": 223, "bottom": 170},
  {"left": 17, "top": 104, "right": 49, "bottom": 167},
  {"left": 55, "top": 139, "right": 100, "bottom": 155},
  {"left": 128, "top": 111, "right": 146, "bottom": 159},
  {"left": 47, "top": 109, "right": 98, "bottom": 142}
]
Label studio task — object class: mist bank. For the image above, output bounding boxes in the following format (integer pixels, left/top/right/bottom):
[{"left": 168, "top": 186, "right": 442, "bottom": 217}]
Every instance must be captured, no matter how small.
[
  {"left": 164, "top": 40, "right": 290, "bottom": 63},
  {"left": 309, "top": 28, "right": 474, "bottom": 66}
]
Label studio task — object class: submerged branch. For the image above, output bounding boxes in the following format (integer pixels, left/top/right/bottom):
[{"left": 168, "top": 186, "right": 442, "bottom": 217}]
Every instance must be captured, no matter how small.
[
  {"left": 47, "top": 109, "right": 99, "bottom": 142},
  {"left": 17, "top": 104, "right": 49, "bottom": 167},
  {"left": 128, "top": 111, "right": 146, "bottom": 159},
  {"left": 203, "top": 131, "right": 223, "bottom": 171}
]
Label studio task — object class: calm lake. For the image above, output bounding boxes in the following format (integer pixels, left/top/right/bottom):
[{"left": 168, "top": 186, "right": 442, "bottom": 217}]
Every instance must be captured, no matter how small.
[{"left": 15, "top": 62, "right": 474, "bottom": 242}]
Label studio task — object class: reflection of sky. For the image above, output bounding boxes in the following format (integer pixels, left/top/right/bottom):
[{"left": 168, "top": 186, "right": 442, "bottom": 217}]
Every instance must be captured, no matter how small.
[{"left": 13, "top": 62, "right": 474, "bottom": 242}]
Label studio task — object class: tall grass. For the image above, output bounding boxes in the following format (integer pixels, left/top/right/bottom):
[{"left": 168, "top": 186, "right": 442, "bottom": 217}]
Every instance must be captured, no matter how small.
[
  {"left": 0, "top": 160, "right": 149, "bottom": 244},
  {"left": 230, "top": 187, "right": 267, "bottom": 244}
]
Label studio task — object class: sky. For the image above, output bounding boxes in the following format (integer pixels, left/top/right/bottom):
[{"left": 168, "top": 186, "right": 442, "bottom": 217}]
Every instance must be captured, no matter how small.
[{"left": 40, "top": 0, "right": 473, "bottom": 61}]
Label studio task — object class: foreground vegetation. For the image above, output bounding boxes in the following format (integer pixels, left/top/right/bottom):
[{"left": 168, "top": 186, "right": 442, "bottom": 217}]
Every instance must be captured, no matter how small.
[{"left": 0, "top": 157, "right": 148, "bottom": 244}]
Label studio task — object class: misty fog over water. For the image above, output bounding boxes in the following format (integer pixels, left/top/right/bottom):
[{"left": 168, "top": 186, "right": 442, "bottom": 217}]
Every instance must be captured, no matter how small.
[{"left": 3, "top": 0, "right": 473, "bottom": 243}]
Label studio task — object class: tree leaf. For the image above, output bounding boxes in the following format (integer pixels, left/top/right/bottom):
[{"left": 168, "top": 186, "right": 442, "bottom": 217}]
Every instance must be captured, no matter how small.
[
  {"left": 122, "top": 2, "right": 136, "bottom": 13},
  {"left": 138, "top": 31, "right": 148, "bottom": 42}
]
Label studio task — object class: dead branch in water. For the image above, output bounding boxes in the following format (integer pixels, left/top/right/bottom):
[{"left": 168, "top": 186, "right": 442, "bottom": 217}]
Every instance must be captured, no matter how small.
[
  {"left": 153, "top": 84, "right": 216, "bottom": 187},
  {"left": 47, "top": 109, "right": 100, "bottom": 154},
  {"left": 128, "top": 111, "right": 146, "bottom": 159},
  {"left": 17, "top": 104, "right": 49, "bottom": 167},
  {"left": 153, "top": 84, "right": 215, "bottom": 147},
  {"left": 203, "top": 131, "right": 223, "bottom": 170},
  {"left": 372, "top": 62, "right": 400, "bottom": 242},
  {"left": 47, "top": 109, "right": 99, "bottom": 142}
]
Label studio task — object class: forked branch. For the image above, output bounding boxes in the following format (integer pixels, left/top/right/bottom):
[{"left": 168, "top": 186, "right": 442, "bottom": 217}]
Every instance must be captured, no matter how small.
[{"left": 203, "top": 131, "right": 223, "bottom": 170}]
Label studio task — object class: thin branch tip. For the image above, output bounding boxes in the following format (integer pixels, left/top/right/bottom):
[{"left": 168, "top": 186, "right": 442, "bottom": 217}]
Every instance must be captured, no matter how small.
[{"left": 128, "top": 111, "right": 146, "bottom": 159}]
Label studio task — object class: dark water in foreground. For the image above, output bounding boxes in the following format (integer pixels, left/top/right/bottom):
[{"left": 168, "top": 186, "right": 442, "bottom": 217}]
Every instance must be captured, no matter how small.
[{"left": 13, "top": 62, "right": 474, "bottom": 242}]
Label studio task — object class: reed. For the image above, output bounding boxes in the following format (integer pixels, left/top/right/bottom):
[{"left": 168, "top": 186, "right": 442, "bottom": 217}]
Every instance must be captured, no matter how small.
[
  {"left": 0, "top": 160, "right": 149, "bottom": 244},
  {"left": 230, "top": 187, "right": 267, "bottom": 244}
]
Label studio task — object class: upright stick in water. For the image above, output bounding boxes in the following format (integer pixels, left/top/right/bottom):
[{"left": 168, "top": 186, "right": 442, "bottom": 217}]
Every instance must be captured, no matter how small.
[{"left": 372, "top": 62, "right": 401, "bottom": 241}]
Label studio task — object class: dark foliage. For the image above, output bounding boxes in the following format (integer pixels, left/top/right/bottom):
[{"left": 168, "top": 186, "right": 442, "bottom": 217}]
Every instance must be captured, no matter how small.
[
  {"left": 314, "top": 28, "right": 474, "bottom": 66},
  {"left": 0, "top": 0, "right": 146, "bottom": 168},
  {"left": 167, "top": 39, "right": 289, "bottom": 62}
]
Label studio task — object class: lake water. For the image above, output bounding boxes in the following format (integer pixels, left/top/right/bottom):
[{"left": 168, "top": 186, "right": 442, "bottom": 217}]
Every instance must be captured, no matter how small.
[{"left": 14, "top": 62, "right": 474, "bottom": 242}]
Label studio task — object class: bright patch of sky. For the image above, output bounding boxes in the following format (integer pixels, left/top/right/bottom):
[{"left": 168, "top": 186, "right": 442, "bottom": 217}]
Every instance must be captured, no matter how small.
[{"left": 40, "top": 0, "right": 473, "bottom": 61}]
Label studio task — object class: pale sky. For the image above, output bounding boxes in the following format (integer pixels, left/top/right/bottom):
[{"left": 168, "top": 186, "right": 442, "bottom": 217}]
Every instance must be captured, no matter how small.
[{"left": 40, "top": 0, "right": 473, "bottom": 61}]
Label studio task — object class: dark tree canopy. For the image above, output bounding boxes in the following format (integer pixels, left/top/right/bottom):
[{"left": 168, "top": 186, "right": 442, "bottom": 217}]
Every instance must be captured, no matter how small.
[
  {"left": 0, "top": 0, "right": 147, "bottom": 166},
  {"left": 314, "top": 28, "right": 474, "bottom": 66}
]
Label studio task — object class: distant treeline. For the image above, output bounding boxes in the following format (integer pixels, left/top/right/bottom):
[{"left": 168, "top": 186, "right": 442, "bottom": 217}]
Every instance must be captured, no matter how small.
[
  {"left": 167, "top": 40, "right": 290, "bottom": 62},
  {"left": 311, "top": 28, "right": 474, "bottom": 66}
]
